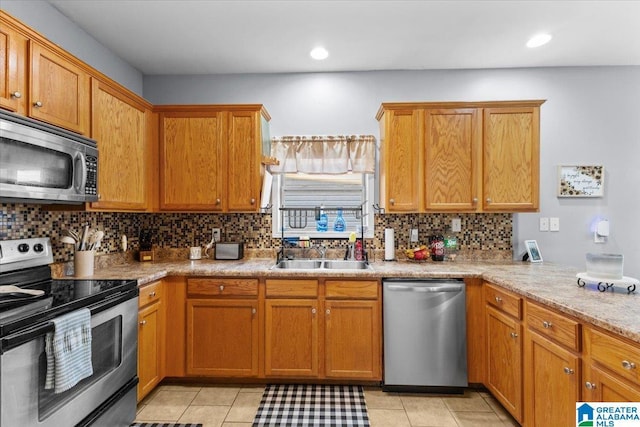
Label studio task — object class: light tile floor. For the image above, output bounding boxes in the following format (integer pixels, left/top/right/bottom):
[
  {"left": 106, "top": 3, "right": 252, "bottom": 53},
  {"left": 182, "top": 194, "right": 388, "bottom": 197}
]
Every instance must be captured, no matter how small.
[{"left": 135, "top": 384, "right": 520, "bottom": 427}]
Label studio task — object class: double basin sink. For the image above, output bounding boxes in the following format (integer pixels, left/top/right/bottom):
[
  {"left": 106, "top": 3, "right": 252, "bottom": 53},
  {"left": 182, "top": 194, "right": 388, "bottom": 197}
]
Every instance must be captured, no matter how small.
[{"left": 272, "top": 259, "right": 372, "bottom": 270}]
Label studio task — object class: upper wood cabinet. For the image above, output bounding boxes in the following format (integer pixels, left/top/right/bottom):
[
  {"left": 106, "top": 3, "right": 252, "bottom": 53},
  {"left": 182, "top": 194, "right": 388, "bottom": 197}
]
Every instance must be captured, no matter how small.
[
  {"left": 157, "top": 105, "right": 270, "bottom": 212},
  {"left": 377, "top": 100, "right": 544, "bottom": 213},
  {"left": 0, "top": 21, "right": 27, "bottom": 114},
  {"left": 29, "top": 42, "right": 90, "bottom": 135},
  {"left": 90, "top": 78, "right": 153, "bottom": 211}
]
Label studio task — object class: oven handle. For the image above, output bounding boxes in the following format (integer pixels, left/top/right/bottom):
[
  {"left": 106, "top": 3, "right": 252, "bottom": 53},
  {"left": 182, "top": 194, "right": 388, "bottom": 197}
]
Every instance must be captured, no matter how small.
[{"left": 1, "top": 289, "right": 137, "bottom": 353}]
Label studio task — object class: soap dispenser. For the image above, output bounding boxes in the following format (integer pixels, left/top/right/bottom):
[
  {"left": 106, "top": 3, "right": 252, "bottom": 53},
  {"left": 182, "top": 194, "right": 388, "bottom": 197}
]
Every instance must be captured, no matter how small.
[{"left": 333, "top": 208, "right": 346, "bottom": 232}]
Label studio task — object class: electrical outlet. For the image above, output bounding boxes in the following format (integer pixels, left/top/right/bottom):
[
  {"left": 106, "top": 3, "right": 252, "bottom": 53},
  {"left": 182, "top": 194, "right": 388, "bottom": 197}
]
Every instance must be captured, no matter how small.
[
  {"left": 212, "top": 228, "right": 221, "bottom": 242},
  {"left": 550, "top": 217, "right": 560, "bottom": 232},
  {"left": 451, "top": 218, "right": 462, "bottom": 233},
  {"left": 539, "top": 217, "right": 549, "bottom": 232},
  {"left": 410, "top": 228, "right": 419, "bottom": 242}
]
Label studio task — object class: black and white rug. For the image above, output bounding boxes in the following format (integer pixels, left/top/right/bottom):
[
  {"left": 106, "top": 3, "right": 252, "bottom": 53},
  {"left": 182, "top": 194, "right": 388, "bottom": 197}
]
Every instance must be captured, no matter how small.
[
  {"left": 131, "top": 423, "right": 202, "bottom": 427},
  {"left": 253, "top": 384, "right": 370, "bottom": 426}
]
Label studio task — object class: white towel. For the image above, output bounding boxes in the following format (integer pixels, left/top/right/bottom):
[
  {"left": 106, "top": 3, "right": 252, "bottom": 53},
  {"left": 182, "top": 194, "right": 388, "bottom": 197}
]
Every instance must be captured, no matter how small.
[{"left": 44, "top": 308, "right": 93, "bottom": 393}]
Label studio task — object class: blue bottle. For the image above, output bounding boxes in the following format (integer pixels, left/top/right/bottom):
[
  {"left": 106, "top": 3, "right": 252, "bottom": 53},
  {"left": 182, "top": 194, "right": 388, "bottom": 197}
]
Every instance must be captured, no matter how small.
[
  {"left": 316, "top": 207, "right": 328, "bottom": 232},
  {"left": 333, "top": 209, "right": 346, "bottom": 232}
]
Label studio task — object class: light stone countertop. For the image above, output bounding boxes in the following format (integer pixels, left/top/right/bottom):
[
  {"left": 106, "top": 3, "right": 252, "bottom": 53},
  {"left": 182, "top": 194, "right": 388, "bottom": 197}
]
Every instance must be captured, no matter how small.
[{"left": 69, "top": 257, "right": 640, "bottom": 344}]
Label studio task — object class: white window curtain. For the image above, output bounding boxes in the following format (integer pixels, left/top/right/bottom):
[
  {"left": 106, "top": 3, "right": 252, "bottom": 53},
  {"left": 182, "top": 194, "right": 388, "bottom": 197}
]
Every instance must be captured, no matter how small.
[{"left": 269, "top": 135, "right": 376, "bottom": 174}]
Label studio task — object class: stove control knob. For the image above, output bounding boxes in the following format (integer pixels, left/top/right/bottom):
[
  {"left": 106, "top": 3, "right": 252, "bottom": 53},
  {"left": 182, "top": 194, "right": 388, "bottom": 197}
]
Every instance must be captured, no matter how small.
[
  {"left": 34, "top": 243, "right": 44, "bottom": 252},
  {"left": 18, "top": 243, "right": 30, "bottom": 253}
]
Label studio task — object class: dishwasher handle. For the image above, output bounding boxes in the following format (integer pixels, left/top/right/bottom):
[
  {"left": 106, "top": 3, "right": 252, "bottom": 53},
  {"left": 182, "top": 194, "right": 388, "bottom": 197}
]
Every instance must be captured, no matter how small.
[{"left": 386, "top": 284, "right": 463, "bottom": 293}]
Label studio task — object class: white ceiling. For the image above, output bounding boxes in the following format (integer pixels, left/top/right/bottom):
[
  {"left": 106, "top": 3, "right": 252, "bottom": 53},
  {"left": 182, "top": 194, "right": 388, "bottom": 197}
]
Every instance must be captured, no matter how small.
[{"left": 47, "top": 0, "right": 640, "bottom": 75}]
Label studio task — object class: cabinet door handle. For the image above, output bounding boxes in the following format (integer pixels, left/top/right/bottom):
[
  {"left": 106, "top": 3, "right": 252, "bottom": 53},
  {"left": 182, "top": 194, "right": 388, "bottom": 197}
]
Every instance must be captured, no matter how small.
[
  {"left": 389, "top": 198, "right": 395, "bottom": 205},
  {"left": 622, "top": 360, "right": 636, "bottom": 370},
  {"left": 139, "top": 320, "right": 146, "bottom": 326},
  {"left": 11, "top": 91, "right": 21, "bottom": 99},
  {"left": 250, "top": 198, "right": 256, "bottom": 205},
  {"left": 486, "top": 198, "right": 492, "bottom": 204},
  {"left": 215, "top": 198, "right": 221, "bottom": 205},
  {"left": 510, "top": 332, "right": 519, "bottom": 339},
  {"left": 563, "top": 367, "right": 575, "bottom": 375},
  {"left": 33, "top": 101, "right": 43, "bottom": 108},
  {"left": 326, "top": 309, "right": 331, "bottom": 315},
  {"left": 311, "top": 308, "right": 317, "bottom": 315},
  {"left": 495, "top": 296, "right": 502, "bottom": 303},
  {"left": 252, "top": 308, "right": 256, "bottom": 315},
  {"left": 219, "top": 285, "right": 224, "bottom": 291},
  {"left": 542, "top": 321, "right": 553, "bottom": 329},
  {"left": 585, "top": 381, "right": 597, "bottom": 390},
  {"left": 148, "top": 291, "right": 156, "bottom": 297},
  {"left": 472, "top": 197, "right": 478, "bottom": 204}
]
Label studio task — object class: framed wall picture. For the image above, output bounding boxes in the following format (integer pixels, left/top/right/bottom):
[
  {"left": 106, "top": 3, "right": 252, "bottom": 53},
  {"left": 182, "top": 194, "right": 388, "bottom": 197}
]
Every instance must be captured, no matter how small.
[
  {"left": 558, "top": 165, "right": 605, "bottom": 197},
  {"left": 524, "top": 240, "right": 543, "bottom": 263}
]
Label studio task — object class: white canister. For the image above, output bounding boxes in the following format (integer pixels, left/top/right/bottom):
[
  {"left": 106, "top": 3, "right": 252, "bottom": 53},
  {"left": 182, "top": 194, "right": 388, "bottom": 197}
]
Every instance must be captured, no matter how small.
[
  {"left": 74, "top": 250, "right": 94, "bottom": 277},
  {"left": 384, "top": 228, "right": 395, "bottom": 260}
]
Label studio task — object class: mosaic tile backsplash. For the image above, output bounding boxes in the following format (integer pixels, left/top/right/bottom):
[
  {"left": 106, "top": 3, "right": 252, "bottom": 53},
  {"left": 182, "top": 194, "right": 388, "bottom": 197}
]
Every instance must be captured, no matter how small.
[{"left": 1, "top": 203, "right": 513, "bottom": 263}]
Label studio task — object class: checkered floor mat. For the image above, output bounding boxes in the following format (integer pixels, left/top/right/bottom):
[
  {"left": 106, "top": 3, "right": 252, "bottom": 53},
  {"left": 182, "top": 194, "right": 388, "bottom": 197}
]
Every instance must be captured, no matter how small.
[{"left": 252, "top": 384, "right": 370, "bottom": 426}]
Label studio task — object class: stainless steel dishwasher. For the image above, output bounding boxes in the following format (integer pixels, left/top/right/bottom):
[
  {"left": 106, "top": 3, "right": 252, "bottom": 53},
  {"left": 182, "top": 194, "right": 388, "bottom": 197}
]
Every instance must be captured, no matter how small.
[{"left": 382, "top": 278, "right": 467, "bottom": 392}]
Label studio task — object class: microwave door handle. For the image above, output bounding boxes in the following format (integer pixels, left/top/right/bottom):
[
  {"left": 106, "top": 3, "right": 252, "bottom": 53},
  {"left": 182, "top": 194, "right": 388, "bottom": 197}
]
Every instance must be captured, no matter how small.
[
  {"left": 1, "top": 321, "right": 54, "bottom": 353},
  {"left": 74, "top": 153, "right": 87, "bottom": 194}
]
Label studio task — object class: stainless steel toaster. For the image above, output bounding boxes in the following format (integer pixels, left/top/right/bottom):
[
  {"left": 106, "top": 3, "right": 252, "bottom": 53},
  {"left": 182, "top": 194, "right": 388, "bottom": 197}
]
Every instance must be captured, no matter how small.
[{"left": 214, "top": 242, "right": 244, "bottom": 260}]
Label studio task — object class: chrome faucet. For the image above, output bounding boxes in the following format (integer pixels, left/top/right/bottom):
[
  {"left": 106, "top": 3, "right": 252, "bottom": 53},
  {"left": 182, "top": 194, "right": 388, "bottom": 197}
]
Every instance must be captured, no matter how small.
[{"left": 312, "top": 244, "right": 327, "bottom": 259}]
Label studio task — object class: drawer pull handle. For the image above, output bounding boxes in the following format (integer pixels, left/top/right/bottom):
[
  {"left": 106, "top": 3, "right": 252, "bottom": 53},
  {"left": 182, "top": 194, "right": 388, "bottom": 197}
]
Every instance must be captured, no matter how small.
[
  {"left": 495, "top": 296, "right": 502, "bottom": 303},
  {"left": 543, "top": 321, "right": 553, "bottom": 329},
  {"left": 510, "top": 332, "right": 519, "bottom": 339},
  {"left": 585, "top": 381, "right": 597, "bottom": 390},
  {"left": 139, "top": 320, "right": 146, "bottom": 326},
  {"left": 148, "top": 291, "right": 156, "bottom": 297},
  {"left": 219, "top": 285, "right": 224, "bottom": 291},
  {"left": 563, "top": 367, "right": 574, "bottom": 375},
  {"left": 34, "top": 101, "right": 43, "bottom": 108},
  {"left": 622, "top": 360, "right": 636, "bottom": 370}
]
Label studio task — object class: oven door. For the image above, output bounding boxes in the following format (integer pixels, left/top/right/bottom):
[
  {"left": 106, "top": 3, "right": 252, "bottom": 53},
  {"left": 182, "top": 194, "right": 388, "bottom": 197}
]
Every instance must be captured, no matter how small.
[{"left": 0, "top": 295, "right": 137, "bottom": 427}]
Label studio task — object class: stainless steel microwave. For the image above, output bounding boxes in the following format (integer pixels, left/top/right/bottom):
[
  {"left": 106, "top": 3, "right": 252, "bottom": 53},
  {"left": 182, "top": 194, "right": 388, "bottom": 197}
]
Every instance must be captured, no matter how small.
[{"left": 0, "top": 110, "right": 98, "bottom": 204}]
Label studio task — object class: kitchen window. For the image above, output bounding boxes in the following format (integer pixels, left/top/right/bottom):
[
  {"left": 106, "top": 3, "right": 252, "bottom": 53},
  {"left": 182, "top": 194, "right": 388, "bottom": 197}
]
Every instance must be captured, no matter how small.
[{"left": 268, "top": 135, "right": 376, "bottom": 239}]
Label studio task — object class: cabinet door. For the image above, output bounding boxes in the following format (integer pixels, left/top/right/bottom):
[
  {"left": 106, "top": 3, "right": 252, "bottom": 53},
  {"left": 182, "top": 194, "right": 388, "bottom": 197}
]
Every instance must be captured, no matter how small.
[
  {"left": 29, "top": 42, "right": 90, "bottom": 134},
  {"left": 380, "top": 109, "right": 421, "bottom": 212},
  {"left": 324, "top": 300, "right": 380, "bottom": 379},
  {"left": 159, "top": 112, "right": 224, "bottom": 210},
  {"left": 138, "top": 301, "right": 161, "bottom": 401},
  {"left": 483, "top": 107, "right": 540, "bottom": 211},
  {"left": 0, "top": 23, "right": 27, "bottom": 114},
  {"left": 525, "top": 331, "right": 580, "bottom": 427},
  {"left": 90, "top": 79, "right": 148, "bottom": 210},
  {"left": 587, "top": 365, "right": 640, "bottom": 402},
  {"left": 264, "top": 299, "right": 319, "bottom": 377},
  {"left": 226, "top": 110, "right": 261, "bottom": 212},
  {"left": 186, "top": 299, "right": 259, "bottom": 377},
  {"left": 424, "top": 108, "right": 481, "bottom": 211},
  {"left": 486, "top": 305, "right": 523, "bottom": 423}
]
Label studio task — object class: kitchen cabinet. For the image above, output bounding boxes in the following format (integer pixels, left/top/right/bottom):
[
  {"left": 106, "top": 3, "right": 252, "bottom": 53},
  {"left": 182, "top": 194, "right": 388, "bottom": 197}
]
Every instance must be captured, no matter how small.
[
  {"left": 324, "top": 280, "right": 381, "bottom": 380},
  {"left": 137, "top": 280, "right": 164, "bottom": 402},
  {"left": 157, "top": 105, "right": 270, "bottom": 212},
  {"left": 0, "top": 20, "right": 27, "bottom": 115},
  {"left": 264, "top": 279, "right": 319, "bottom": 377},
  {"left": 29, "top": 41, "right": 90, "bottom": 135},
  {"left": 90, "top": 78, "right": 153, "bottom": 211},
  {"left": 186, "top": 278, "right": 259, "bottom": 377},
  {"left": 465, "top": 278, "right": 486, "bottom": 384},
  {"left": 485, "top": 282, "right": 523, "bottom": 424},
  {"left": 376, "top": 100, "right": 543, "bottom": 213},
  {"left": 583, "top": 326, "right": 640, "bottom": 402},
  {"left": 524, "top": 301, "right": 581, "bottom": 427}
]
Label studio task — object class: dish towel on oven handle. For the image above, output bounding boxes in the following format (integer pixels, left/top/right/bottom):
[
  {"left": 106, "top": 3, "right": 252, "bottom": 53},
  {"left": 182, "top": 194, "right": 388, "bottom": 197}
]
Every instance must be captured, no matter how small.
[{"left": 44, "top": 308, "right": 93, "bottom": 393}]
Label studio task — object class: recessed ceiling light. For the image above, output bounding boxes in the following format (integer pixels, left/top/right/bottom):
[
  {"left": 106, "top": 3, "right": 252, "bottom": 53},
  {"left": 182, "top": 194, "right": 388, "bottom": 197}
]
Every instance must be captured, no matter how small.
[
  {"left": 527, "top": 33, "right": 552, "bottom": 48},
  {"left": 310, "top": 47, "right": 329, "bottom": 60}
]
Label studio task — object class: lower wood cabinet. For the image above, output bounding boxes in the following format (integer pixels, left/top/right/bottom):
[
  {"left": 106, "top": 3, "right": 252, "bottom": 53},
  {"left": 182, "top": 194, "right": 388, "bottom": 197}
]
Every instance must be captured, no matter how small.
[
  {"left": 137, "top": 280, "right": 164, "bottom": 402},
  {"left": 185, "top": 278, "right": 259, "bottom": 377}
]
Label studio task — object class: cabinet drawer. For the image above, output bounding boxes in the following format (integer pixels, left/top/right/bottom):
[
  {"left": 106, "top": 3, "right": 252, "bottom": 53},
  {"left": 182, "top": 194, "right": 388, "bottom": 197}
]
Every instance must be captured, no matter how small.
[
  {"left": 138, "top": 281, "right": 161, "bottom": 308},
  {"left": 325, "top": 280, "right": 379, "bottom": 299},
  {"left": 587, "top": 327, "right": 640, "bottom": 384},
  {"left": 187, "top": 278, "right": 258, "bottom": 297},
  {"left": 485, "top": 283, "right": 522, "bottom": 319},
  {"left": 265, "top": 279, "right": 318, "bottom": 298},
  {"left": 526, "top": 301, "right": 580, "bottom": 351}
]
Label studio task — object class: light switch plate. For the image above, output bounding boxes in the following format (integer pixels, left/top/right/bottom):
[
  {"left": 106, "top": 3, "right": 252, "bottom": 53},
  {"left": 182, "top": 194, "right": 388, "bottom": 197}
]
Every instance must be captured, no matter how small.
[
  {"left": 212, "top": 228, "right": 221, "bottom": 242},
  {"left": 452, "top": 218, "right": 462, "bottom": 233},
  {"left": 550, "top": 217, "right": 560, "bottom": 232},
  {"left": 410, "top": 228, "right": 419, "bottom": 242},
  {"left": 539, "top": 217, "right": 549, "bottom": 232}
]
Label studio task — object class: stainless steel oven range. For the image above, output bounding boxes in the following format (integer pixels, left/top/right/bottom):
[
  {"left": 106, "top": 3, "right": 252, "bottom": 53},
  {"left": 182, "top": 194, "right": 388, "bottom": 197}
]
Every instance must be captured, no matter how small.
[{"left": 0, "top": 238, "right": 138, "bottom": 427}]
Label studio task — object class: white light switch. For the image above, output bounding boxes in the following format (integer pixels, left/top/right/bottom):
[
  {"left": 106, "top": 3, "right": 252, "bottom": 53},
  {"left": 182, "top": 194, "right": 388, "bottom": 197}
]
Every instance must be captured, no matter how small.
[
  {"left": 410, "top": 229, "right": 419, "bottom": 242},
  {"left": 550, "top": 217, "right": 560, "bottom": 232},
  {"left": 452, "top": 218, "right": 462, "bottom": 233},
  {"left": 539, "top": 217, "right": 549, "bottom": 232}
]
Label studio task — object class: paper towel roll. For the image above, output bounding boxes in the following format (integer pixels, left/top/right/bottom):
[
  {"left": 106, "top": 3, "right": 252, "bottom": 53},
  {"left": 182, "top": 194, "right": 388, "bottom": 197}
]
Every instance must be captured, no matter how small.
[{"left": 384, "top": 228, "right": 395, "bottom": 260}]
